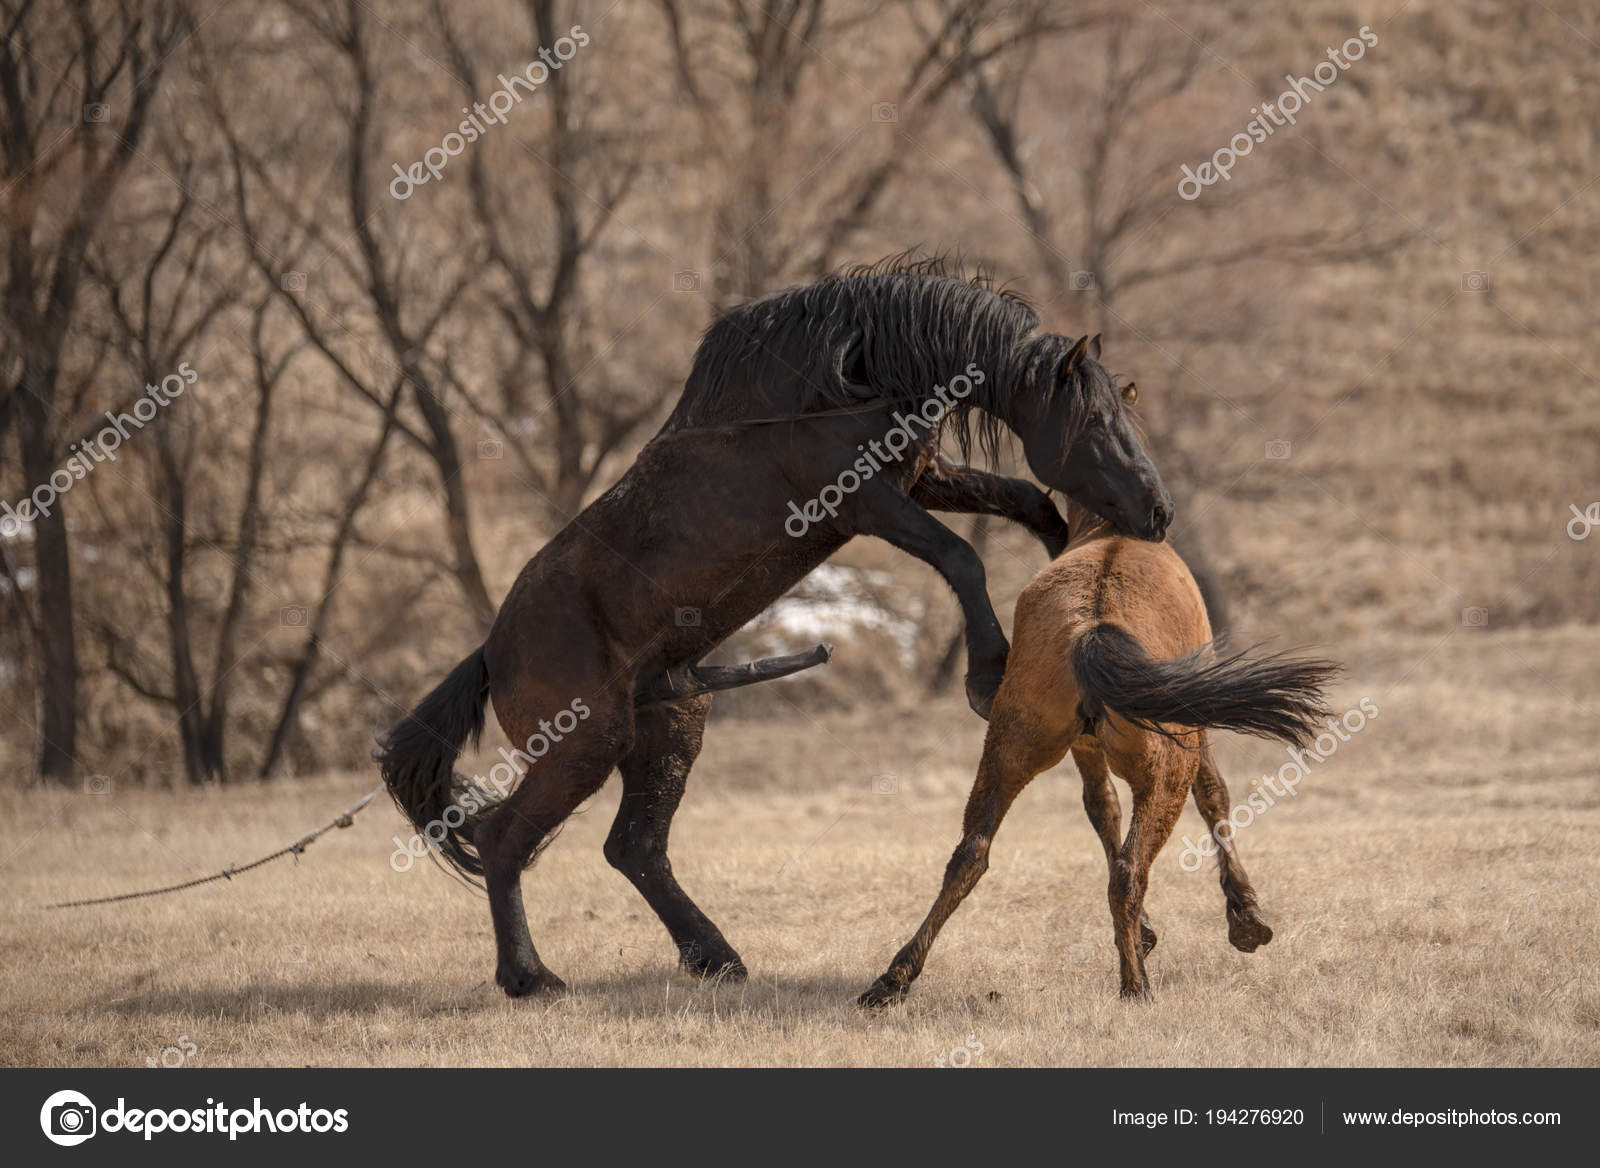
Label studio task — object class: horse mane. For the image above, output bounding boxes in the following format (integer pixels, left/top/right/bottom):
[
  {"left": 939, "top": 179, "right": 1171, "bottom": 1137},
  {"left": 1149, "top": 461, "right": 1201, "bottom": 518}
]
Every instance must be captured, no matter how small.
[{"left": 663, "top": 254, "right": 1091, "bottom": 464}]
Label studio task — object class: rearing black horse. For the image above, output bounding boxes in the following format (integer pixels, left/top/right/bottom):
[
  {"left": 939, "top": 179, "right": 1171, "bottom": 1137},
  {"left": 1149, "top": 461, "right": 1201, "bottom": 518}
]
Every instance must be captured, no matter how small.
[{"left": 378, "top": 260, "right": 1173, "bottom": 996}]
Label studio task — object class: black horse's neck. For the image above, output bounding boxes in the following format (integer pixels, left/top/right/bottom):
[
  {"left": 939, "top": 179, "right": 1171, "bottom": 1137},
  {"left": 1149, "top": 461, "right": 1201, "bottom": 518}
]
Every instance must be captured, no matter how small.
[{"left": 950, "top": 330, "right": 1074, "bottom": 455}]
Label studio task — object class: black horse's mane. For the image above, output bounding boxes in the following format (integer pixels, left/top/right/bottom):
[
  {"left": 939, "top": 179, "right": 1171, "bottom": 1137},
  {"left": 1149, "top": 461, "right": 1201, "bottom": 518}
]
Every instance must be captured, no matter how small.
[{"left": 665, "top": 255, "right": 1093, "bottom": 463}]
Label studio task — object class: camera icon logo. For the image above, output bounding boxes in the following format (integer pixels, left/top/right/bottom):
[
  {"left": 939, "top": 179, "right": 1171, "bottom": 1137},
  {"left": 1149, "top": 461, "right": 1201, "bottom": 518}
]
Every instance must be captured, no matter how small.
[
  {"left": 476, "top": 438, "right": 504, "bottom": 460},
  {"left": 673, "top": 270, "right": 702, "bottom": 292},
  {"left": 1069, "top": 270, "right": 1096, "bottom": 291},
  {"left": 83, "top": 103, "right": 109, "bottom": 124},
  {"left": 871, "top": 102, "right": 899, "bottom": 123},
  {"left": 871, "top": 774, "right": 898, "bottom": 795},
  {"left": 40, "top": 1089, "right": 97, "bottom": 1146},
  {"left": 674, "top": 607, "right": 701, "bottom": 627},
  {"left": 1461, "top": 606, "right": 1488, "bottom": 628},
  {"left": 280, "top": 271, "right": 307, "bottom": 292},
  {"left": 1264, "top": 440, "right": 1292, "bottom": 460},
  {"left": 280, "top": 605, "right": 309, "bottom": 627},
  {"left": 1461, "top": 271, "right": 1490, "bottom": 292}
]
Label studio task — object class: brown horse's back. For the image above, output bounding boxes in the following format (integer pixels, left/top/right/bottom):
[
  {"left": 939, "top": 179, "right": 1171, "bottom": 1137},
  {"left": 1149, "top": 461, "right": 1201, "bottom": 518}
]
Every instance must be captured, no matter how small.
[{"left": 999, "top": 532, "right": 1210, "bottom": 742}]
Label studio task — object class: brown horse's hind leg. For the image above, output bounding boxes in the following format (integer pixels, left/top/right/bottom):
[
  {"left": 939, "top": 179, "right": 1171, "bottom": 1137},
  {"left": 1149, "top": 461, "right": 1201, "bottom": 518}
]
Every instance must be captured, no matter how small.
[
  {"left": 1107, "top": 742, "right": 1195, "bottom": 1000},
  {"left": 858, "top": 704, "right": 1072, "bottom": 1007},
  {"left": 606, "top": 696, "right": 746, "bottom": 981},
  {"left": 475, "top": 694, "right": 633, "bottom": 998},
  {"left": 1073, "top": 744, "right": 1156, "bottom": 956},
  {"left": 1191, "top": 738, "right": 1274, "bottom": 953}
]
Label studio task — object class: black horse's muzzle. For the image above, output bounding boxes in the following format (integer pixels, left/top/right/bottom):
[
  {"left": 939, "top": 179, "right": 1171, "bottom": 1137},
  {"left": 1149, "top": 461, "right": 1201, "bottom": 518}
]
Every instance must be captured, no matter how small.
[{"left": 1138, "top": 495, "right": 1174, "bottom": 541}]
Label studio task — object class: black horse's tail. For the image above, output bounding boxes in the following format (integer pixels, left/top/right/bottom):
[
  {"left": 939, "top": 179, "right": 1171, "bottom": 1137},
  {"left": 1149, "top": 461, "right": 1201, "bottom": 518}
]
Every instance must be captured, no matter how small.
[
  {"left": 1069, "top": 623, "right": 1339, "bottom": 747},
  {"left": 375, "top": 647, "right": 492, "bottom": 878}
]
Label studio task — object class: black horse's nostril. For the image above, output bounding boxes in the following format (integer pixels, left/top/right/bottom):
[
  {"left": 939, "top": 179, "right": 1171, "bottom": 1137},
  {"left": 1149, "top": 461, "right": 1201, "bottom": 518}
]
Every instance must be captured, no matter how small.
[{"left": 1151, "top": 501, "right": 1171, "bottom": 530}]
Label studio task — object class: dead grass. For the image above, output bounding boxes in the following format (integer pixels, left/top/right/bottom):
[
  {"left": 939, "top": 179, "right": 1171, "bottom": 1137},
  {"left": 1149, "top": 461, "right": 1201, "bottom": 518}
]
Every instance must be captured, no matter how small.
[{"left": 3, "top": 626, "right": 1598, "bottom": 1068}]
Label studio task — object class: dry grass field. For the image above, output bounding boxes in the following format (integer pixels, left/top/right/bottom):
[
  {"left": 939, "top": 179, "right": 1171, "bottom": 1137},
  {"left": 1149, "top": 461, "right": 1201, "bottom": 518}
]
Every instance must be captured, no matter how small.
[{"left": 5, "top": 624, "right": 1597, "bottom": 1068}]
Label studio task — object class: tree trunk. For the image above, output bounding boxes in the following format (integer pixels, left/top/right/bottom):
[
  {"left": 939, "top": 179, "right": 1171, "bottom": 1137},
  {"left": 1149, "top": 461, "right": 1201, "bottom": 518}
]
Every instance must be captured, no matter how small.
[
  {"left": 17, "top": 381, "right": 76, "bottom": 782},
  {"left": 409, "top": 381, "right": 496, "bottom": 634}
]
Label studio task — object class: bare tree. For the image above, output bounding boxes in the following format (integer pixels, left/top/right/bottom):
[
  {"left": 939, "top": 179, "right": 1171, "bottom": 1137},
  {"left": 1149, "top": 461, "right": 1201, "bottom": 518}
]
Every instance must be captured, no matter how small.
[
  {"left": 86, "top": 129, "right": 253, "bottom": 783},
  {"left": 655, "top": 0, "right": 1096, "bottom": 306},
  {"left": 204, "top": 0, "right": 496, "bottom": 633},
  {"left": 256, "top": 370, "right": 407, "bottom": 778},
  {"left": 0, "top": 0, "right": 185, "bottom": 781},
  {"left": 959, "top": 9, "right": 1409, "bottom": 628},
  {"left": 436, "top": 0, "right": 657, "bottom": 521}
]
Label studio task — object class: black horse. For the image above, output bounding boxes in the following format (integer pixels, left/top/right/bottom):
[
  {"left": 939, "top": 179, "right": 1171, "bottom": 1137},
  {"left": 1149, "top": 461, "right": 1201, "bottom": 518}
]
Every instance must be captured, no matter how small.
[{"left": 377, "top": 259, "right": 1173, "bottom": 996}]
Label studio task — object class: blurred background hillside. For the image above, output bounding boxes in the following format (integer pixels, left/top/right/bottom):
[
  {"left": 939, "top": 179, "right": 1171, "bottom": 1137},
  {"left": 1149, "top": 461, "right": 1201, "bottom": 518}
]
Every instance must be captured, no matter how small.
[{"left": 2, "top": 0, "right": 1595, "bottom": 786}]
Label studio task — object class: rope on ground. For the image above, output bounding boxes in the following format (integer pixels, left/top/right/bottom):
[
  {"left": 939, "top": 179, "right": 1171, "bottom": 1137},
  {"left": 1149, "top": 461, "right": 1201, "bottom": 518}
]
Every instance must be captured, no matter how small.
[{"left": 44, "top": 784, "right": 387, "bottom": 910}]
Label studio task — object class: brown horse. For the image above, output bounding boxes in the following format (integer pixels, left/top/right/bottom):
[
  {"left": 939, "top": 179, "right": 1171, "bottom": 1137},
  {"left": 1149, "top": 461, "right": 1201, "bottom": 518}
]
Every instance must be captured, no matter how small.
[{"left": 859, "top": 489, "right": 1339, "bottom": 1005}]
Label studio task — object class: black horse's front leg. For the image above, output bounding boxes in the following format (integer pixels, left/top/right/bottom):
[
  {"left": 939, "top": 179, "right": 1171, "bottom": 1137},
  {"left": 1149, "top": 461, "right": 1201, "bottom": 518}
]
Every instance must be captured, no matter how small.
[
  {"left": 910, "top": 454, "right": 1071, "bottom": 558},
  {"left": 856, "top": 484, "right": 1009, "bottom": 718}
]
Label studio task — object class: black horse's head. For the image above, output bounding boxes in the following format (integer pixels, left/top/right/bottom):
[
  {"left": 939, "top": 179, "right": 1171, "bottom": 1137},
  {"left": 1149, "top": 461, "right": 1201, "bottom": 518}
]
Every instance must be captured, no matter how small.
[{"left": 1016, "top": 334, "right": 1172, "bottom": 541}]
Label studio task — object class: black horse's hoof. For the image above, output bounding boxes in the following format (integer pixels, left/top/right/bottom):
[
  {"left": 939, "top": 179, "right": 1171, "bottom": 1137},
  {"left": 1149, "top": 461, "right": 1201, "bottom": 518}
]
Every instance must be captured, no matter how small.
[
  {"left": 679, "top": 942, "right": 747, "bottom": 982},
  {"left": 857, "top": 976, "right": 910, "bottom": 1009},
  {"left": 965, "top": 673, "right": 1003, "bottom": 720},
  {"left": 1227, "top": 905, "right": 1274, "bottom": 953},
  {"left": 497, "top": 963, "right": 568, "bottom": 999}
]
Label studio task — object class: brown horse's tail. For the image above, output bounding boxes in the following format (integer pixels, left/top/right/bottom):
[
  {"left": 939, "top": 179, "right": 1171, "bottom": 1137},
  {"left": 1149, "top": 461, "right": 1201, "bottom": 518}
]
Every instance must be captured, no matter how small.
[
  {"left": 1069, "top": 622, "right": 1339, "bottom": 747},
  {"left": 374, "top": 647, "right": 491, "bottom": 879}
]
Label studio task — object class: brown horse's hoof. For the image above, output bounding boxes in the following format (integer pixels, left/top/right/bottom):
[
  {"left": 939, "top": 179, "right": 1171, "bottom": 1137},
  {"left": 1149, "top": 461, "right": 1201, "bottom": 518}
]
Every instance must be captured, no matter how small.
[
  {"left": 857, "top": 976, "right": 910, "bottom": 1009},
  {"left": 497, "top": 963, "right": 568, "bottom": 999},
  {"left": 1227, "top": 905, "right": 1274, "bottom": 953},
  {"left": 1119, "top": 981, "right": 1153, "bottom": 1002}
]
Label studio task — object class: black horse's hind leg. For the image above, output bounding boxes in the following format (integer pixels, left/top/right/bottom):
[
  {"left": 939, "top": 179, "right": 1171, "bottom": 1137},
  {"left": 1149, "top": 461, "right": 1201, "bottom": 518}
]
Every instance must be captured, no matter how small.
[
  {"left": 911, "top": 454, "right": 1073, "bottom": 557},
  {"left": 856, "top": 483, "right": 1009, "bottom": 718},
  {"left": 606, "top": 696, "right": 746, "bottom": 980},
  {"left": 477, "top": 799, "right": 590, "bottom": 998},
  {"left": 475, "top": 692, "right": 632, "bottom": 999}
]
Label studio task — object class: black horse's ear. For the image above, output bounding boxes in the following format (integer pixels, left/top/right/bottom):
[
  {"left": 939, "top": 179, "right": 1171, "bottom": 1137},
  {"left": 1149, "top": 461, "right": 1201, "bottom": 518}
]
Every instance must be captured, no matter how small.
[
  {"left": 1088, "top": 333, "right": 1103, "bottom": 360},
  {"left": 839, "top": 329, "right": 869, "bottom": 387},
  {"left": 1060, "top": 334, "right": 1091, "bottom": 379}
]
